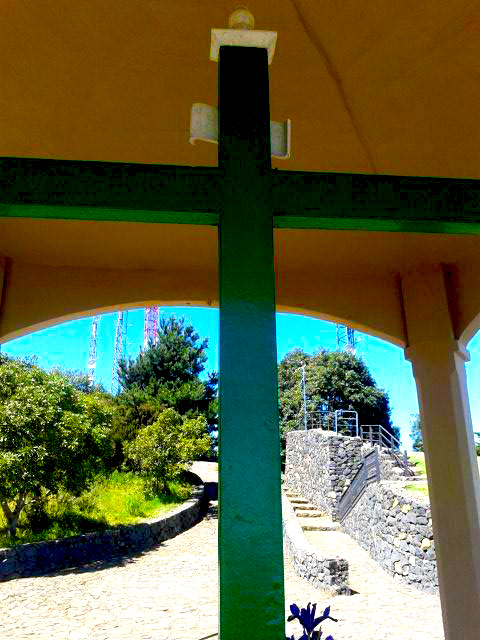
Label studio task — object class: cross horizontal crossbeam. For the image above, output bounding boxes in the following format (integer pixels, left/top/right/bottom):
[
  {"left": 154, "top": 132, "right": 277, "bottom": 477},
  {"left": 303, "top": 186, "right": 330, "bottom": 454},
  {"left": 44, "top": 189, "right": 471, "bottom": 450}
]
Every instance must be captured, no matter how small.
[{"left": 2, "top": 156, "right": 480, "bottom": 233}]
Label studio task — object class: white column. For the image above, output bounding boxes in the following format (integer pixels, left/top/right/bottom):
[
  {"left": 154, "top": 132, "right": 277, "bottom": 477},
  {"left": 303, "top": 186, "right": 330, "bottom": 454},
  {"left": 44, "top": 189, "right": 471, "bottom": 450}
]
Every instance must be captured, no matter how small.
[{"left": 402, "top": 266, "right": 480, "bottom": 639}]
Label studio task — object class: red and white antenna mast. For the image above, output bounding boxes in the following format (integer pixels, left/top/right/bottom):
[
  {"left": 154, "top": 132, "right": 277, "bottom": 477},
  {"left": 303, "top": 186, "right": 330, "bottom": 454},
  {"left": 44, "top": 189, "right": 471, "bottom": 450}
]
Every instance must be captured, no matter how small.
[
  {"left": 87, "top": 315, "right": 101, "bottom": 384},
  {"left": 113, "top": 310, "right": 128, "bottom": 391},
  {"left": 144, "top": 306, "right": 159, "bottom": 348}
]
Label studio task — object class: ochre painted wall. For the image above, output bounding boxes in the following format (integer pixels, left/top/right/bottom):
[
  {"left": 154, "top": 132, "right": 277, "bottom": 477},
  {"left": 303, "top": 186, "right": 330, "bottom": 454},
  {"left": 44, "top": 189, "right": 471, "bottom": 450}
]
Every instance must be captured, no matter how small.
[{"left": 1, "top": 218, "right": 480, "bottom": 347}]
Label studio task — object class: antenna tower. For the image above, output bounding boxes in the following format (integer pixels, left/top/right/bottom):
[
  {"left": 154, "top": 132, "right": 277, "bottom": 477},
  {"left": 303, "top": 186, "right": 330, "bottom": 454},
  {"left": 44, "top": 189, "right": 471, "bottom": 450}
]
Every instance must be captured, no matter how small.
[
  {"left": 144, "top": 306, "right": 159, "bottom": 348},
  {"left": 113, "top": 310, "right": 128, "bottom": 391},
  {"left": 336, "top": 324, "right": 356, "bottom": 354},
  {"left": 87, "top": 315, "right": 101, "bottom": 384}
]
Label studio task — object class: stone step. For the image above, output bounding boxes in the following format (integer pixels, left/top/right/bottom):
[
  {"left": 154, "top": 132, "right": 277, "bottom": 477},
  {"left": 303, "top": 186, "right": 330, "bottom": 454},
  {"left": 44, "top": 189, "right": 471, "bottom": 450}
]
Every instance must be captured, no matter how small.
[
  {"left": 406, "top": 475, "right": 427, "bottom": 482},
  {"left": 298, "top": 517, "right": 340, "bottom": 532},
  {"left": 294, "top": 509, "right": 325, "bottom": 518},
  {"left": 289, "top": 498, "right": 310, "bottom": 504},
  {"left": 293, "top": 504, "right": 317, "bottom": 511}
]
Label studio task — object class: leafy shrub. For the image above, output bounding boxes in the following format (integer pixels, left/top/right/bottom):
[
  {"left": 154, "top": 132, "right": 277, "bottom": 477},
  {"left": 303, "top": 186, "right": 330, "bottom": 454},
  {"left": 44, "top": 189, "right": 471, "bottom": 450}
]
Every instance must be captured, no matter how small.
[
  {"left": 125, "top": 408, "right": 210, "bottom": 494},
  {"left": 0, "top": 358, "right": 113, "bottom": 538}
]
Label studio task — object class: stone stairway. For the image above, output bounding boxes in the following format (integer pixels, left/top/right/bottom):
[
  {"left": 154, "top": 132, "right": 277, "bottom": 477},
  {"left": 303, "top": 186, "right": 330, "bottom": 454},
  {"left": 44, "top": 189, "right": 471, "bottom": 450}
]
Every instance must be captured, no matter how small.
[
  {"left": 406, "top": 474, "right": 428, "bottom": 482},
  {"left": 284, "top": 489, "right": 340, "bottom": 532},
  {"left": 375, "top": 446, "right": 418, "bottom": 481}
]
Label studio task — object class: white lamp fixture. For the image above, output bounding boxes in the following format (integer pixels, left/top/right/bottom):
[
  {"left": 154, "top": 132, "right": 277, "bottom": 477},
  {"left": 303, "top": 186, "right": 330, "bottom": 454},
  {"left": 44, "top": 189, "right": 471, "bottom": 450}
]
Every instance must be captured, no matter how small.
[
  {"left": 190, "top": 10, "right": 291, "bottom": 159},
  {"left": 210, "top": 8, "right": 277, "bottom": 65},
  {"left": 190, "top": 103, "right": 291, "bottom": 160}
]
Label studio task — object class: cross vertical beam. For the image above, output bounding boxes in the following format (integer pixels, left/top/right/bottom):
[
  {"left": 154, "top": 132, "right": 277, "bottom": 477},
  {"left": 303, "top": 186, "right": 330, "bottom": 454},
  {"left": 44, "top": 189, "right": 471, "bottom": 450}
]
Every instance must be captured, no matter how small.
[{"left": 218, "top": 46, "right": 284, "bottom": 639}]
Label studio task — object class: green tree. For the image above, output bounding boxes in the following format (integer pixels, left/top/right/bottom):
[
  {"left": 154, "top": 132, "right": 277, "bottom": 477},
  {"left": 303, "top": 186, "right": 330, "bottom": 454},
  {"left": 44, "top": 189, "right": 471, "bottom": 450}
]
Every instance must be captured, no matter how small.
[
  {"left": 114, "top": 316, "right": 217, "bottom": 460},
  {"left": 279, "top": 349, "right": 393, "bottom": 439},
  {"left": 51, "top": 368, "right": 107, "bottom": 395},
  {"left": 124, "top": 408, "right": 211, "bottom": 494},
  {"left": 0, "top": 358, "right": 112, "bottom": 538},
  {"left": 118, "top": 316, "right": 209, "bottom": 392},
  {"left": 410, "top": 414, "right": 423, "bottom": 452}
]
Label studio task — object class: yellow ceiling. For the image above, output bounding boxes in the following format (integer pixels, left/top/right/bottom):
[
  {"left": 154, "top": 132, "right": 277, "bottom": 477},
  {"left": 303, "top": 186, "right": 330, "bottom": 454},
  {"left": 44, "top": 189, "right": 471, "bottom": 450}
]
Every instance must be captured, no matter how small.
[{"left": 2, "top": 1, "right": 480, "bottom": 177}]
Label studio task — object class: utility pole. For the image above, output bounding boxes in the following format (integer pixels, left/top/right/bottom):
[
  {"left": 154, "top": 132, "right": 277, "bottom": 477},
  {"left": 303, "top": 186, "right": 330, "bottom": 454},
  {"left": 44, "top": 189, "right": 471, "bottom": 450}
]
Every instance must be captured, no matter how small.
[{"left": 301, "top": 363, "right": 307, "bottom": 429}]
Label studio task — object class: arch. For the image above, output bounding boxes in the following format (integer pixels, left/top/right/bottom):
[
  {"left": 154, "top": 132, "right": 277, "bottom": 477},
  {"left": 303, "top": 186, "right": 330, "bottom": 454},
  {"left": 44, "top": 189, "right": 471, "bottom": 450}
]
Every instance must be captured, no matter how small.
[{"left": 1, "top": 295, "right": 405, "bottom": 351}]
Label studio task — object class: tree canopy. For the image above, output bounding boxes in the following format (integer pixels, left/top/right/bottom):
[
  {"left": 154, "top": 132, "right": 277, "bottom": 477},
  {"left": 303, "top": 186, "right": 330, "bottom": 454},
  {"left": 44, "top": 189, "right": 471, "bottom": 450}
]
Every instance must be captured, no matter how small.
[
  {"left": 113, "top": 316, "right": 217, "bottom": 459},
  {"left": 0, "top": 357, "right": 112, "bottom": 538},
  {"left": 410, "top": 414, "right": 423, "bottom": 452},
  {"left": 279, "top": 349, "right": 394, "bottom": 439},
  {"left": 118, "top": 316, "right": 209, "bottom": 392}
]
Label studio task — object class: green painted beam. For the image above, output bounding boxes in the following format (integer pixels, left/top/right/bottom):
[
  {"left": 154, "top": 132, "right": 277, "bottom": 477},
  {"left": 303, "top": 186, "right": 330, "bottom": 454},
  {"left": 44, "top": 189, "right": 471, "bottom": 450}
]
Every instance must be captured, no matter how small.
[
  {"left": 272, "top": 170, "right": 480, "bottom": 233},
  {"left": 0, "top": 204, "right": 218, "bottom": 226},
  {"left": 0, "top": 157, "right": 222, "bottom": 214},
  {"left": 273, "top": 216, "right": 480, "bottom": 235},
  {"left": 3, "top": 156, "right": 480, "bottom": 233},
  {"left": 2, "top": 203, "right": 480, "bottom": 234},
  {"left": 218, "top": 46, "right": 284, "bottom": 640}
]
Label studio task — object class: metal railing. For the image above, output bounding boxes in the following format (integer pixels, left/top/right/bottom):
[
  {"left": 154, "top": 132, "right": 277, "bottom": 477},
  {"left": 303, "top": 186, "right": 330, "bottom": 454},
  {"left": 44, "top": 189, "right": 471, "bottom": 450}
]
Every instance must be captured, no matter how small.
[
  {"left": 337, "top": 448, "right": 380, "bottom": 521},
  {"left": 305, "top": 412, "right": 401, "bottom": 450},
  {"left": 303, "top": 412, "right": 414, "bottom": 475},
  {"left": 360, "top": 424, "right": 401, "bottom": 450},
  {"left": 335, "top": 409, "right": 358, "bottom": 436},
  {"left": 306, "top": 410, "right": 336, "bottom": 431},
  {"left": 391, "top": 449, "right": 417, "bottom": 477},
  {"left": 306, "top": 409, "right": 358, "bottom": 436}
]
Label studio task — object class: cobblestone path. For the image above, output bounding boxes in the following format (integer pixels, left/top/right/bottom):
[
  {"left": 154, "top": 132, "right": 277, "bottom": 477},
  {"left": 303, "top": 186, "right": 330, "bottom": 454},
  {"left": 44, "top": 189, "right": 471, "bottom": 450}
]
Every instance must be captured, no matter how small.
[
  {"left": 0, "top": 503, "right": 444, "bottom": 640},
  {"left": 0, "top": 462, "right": 444, "bottom": 640},
  {"left": 303, "top": 529, "right": 444, "bottom": 640}
]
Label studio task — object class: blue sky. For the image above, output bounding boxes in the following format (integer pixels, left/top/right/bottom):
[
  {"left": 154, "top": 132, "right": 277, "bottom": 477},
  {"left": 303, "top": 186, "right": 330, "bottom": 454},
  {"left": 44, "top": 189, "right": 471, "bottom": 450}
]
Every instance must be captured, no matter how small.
[{"left": 2, "top": 306, "right": 479, "bottom": 451}]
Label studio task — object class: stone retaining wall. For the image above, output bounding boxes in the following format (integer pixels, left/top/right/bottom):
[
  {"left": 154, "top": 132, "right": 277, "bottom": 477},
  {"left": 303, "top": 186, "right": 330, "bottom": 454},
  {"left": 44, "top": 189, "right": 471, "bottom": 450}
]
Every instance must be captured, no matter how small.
[
  {"left": 285, "top": 429, "right": 412, "bottom": 519},
  {"left": 282, "top": 495, "right": 349, "bottom": 594},
  {"left": 285, "top": 430, "right": 364, "bottom": 518},
  {"left": 285, "top": 429, "right": 437, "bottom": 591},
  {"left": 342, "top": 482, "right": 437, "bottom": 592},
  {"left": 0, "top": 485, "right": 206, "bottom": 581}
]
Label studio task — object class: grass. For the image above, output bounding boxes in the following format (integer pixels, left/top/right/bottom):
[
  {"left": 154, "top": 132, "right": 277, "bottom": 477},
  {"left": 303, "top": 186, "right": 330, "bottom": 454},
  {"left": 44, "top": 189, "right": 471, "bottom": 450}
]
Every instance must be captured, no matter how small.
[
  {"left": 82, "top": 471, "right": 191, "bottom": 525},
  {"left": 406, "top": 452, "right": 429, "bottom": 497},
  {"left": 406, "top": 450, "right": 480, "bottom": 499},
  {"left": 408, "top": 452, "right": 427, "bottom": 476},
  {"left": 0, "top": 471, "right": 191, "bottom": 547},
  {"left": 405, "top": 483, "right": 429, "bottom": 497}
]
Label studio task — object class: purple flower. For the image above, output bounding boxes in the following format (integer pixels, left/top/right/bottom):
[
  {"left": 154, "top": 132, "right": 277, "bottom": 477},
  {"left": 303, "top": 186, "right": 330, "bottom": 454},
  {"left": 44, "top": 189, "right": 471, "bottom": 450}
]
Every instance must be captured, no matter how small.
[{"left": 287, "top": 602, "right": 337, "bottom": 640}]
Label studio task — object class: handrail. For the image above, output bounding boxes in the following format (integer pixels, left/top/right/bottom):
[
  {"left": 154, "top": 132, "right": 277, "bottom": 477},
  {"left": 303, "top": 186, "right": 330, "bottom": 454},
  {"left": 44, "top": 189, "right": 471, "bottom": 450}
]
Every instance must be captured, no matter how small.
[
  {"left": 337, "top": 448, "right": 380, "bottom": 521},
  {"left": 360, "top": 424, "right": 401, "bottom": 450},
  {"left": 391, "top": 449, "right": 417, "bottom": 477},
  {"left": 304, "top": 412, "right": 402, "bottom": 452}
]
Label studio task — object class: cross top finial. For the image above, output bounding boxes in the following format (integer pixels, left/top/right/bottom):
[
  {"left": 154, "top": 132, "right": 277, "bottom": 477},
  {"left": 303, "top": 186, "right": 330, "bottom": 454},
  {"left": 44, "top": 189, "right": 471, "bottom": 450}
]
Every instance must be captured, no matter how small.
[{"left": 228, "top": 7, "right": 255, "bottom": 30}]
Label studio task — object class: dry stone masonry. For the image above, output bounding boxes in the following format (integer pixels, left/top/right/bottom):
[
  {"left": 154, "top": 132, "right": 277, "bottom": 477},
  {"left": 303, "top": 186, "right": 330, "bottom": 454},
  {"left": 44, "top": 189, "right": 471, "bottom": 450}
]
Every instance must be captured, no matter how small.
[
  {"left": 285, "top": 430, "right": 364, "bottom": 519},
  {"left": 285, "top": 429, "right": 437, "bottom": 591},
  {"left": 282, "top": 495, "right": 349, "bottom": 594},
  {"left": 342, "top": 483, "right": 437, "bottom": 592}
]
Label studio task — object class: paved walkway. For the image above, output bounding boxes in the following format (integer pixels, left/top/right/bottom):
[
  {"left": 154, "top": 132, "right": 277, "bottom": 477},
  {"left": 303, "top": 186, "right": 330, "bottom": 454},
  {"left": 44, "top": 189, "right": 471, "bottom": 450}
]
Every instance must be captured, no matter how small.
[
  {"left": 0, "top": 463, "right": 445, "bottom": 639},
  {"left": 304, "top": 529, "right": 444, "bottom": 640}
]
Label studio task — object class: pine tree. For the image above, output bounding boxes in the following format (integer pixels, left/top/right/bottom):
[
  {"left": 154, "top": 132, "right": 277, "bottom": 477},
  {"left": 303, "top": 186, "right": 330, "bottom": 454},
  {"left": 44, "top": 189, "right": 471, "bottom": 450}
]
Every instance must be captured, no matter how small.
[{"left": 113, "top": 316, "right": 217, "bottom": 462}]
